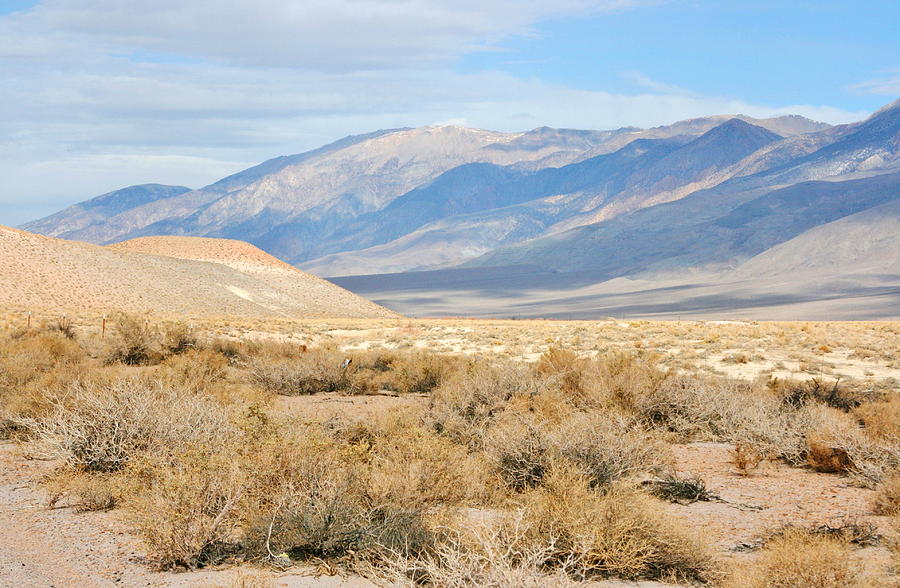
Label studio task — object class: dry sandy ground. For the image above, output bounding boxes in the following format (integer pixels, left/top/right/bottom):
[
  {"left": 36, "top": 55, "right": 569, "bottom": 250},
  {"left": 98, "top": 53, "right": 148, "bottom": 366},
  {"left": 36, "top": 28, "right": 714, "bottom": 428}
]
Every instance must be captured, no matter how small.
[
  {"left": 0, "top": 437, "right": 680, "bottom": 588},
  {"left": 2, "top": 314, "right": 897, "bottom": 383},
  {"left": 0, "top": 442, "right": 380, "bottom": 588},
  {"left": 0, "top": 227, "right": 396, "bottom": 320},
  {"left": 14, "top": 426, "right": 890, "bottom": 588},
  {"left": 0, "top": 314, "right": 896, "bottom": 586}
]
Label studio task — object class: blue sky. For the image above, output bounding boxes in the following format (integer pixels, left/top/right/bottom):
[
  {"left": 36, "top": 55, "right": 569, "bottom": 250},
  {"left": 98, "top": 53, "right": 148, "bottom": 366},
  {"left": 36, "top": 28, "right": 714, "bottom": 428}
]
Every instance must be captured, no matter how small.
[
  {"left": 460, "top": 1, "right": 898, "bottom": 113},
  {"left": 0, "top": 0, "right": 897, "bottom": 225}
]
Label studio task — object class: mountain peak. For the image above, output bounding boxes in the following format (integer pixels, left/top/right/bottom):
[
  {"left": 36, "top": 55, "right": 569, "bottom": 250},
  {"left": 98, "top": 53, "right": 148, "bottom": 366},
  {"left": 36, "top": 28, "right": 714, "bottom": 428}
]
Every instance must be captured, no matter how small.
[{"left": 707, "top": 117, "right": 783, "bottom": 139}]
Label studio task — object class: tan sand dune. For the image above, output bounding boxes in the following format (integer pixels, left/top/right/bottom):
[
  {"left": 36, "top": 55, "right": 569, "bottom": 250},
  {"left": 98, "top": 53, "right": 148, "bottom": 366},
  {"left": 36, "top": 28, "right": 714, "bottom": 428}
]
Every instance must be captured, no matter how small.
[{"left": 0, "top": 227, "right": 398, "bottom": 319}]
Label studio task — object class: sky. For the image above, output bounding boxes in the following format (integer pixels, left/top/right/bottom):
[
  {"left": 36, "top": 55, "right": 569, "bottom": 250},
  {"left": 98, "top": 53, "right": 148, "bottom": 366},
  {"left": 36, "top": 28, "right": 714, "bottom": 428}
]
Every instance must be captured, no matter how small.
[{"left": 1, "top": 0, "right": 897, "bottom": 225}]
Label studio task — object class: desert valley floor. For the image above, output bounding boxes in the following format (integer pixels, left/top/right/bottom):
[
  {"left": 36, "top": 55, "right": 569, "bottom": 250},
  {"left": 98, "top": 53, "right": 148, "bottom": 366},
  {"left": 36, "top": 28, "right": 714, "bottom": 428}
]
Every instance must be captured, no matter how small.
[{"left": 0, "top": 311, "right": 897, "bottom": 587}]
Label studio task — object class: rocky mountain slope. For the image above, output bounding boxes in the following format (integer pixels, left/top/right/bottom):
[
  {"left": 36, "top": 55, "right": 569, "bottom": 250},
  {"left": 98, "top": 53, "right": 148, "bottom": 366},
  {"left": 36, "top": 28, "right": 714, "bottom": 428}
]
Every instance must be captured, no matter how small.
[
  {"left": 463, "top": 101, "right": 900, "bottom": 277},
  {"left": 23, "top": 114, "right": 827, "bottom": 269},
  {"left": 0, "top": 227, "right": 397, "bottom": 318}
]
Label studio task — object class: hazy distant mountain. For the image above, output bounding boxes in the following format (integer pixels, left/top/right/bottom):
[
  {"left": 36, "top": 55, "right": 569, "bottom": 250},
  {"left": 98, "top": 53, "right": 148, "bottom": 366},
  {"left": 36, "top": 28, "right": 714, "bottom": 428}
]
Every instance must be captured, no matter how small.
[
  {"left": 731, "top": 198, "right": 900, "bottom": 278},
  {"left": 23, "top": 114, "right": 824, "bottom": 266},
  {"left": 301, "top": 119, "right": 788, "bottom": 275},
  {"left": 22, "top": 184, "right": 191, "bottom": 238}
]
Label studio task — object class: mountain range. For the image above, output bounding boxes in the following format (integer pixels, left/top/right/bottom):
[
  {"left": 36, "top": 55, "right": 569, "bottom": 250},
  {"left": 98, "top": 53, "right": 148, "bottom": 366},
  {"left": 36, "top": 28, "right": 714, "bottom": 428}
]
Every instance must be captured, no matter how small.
[{"left": 20, "top": 99, "right": 900, "bottom": 319}]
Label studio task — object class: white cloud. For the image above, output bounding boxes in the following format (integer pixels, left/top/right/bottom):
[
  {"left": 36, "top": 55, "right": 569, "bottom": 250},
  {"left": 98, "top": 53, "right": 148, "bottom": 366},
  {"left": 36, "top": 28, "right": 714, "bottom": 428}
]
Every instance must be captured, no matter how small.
[
  {"left": 8, "top": 0, "right": 650, "bottom": 70},
  {"left": 848, "top": 69, "right": 900, "bottom": 96}
]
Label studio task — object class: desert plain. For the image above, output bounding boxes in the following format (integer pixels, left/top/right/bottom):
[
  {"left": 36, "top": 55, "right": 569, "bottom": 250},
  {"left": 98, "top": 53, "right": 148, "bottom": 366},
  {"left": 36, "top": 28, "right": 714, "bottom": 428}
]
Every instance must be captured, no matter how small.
[{"left": 0, "top": 307, "right": 897, "bottom": 587}]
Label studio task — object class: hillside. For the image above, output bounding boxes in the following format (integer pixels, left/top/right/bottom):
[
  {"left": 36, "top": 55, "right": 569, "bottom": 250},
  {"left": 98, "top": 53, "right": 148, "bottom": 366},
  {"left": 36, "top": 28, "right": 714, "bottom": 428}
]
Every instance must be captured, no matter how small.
[
  {"left": 0, "top": 228, "right": 397, "bottom": 319},
  {"left": 731, "top": 198, "right": 900, "bottom": 278},
  {"left": 463, "top": 172, "right": 900, "bottom": 275}
]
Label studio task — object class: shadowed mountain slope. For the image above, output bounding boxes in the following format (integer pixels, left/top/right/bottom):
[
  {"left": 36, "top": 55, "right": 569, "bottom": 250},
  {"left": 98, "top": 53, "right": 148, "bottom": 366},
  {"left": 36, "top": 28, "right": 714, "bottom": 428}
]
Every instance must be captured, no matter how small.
[{"left": 463, "top": 171, "right": 900, "bottom": 275}]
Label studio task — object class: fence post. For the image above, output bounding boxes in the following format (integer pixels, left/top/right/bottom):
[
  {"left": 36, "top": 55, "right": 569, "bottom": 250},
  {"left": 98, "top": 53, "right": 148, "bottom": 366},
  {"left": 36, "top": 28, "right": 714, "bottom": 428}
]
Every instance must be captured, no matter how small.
[
  {"left": 26, "top": 311, "right": 32, "bottom": 330},
  {"left": 101, "top": 315, "right": 107, "bottom": 338}
]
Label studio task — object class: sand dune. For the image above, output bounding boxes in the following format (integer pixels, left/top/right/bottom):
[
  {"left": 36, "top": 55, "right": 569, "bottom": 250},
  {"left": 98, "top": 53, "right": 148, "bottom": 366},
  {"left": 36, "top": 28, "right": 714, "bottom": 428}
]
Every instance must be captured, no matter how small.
[{"left": 0, "top": 227, "right": 398, "bottom": 319}]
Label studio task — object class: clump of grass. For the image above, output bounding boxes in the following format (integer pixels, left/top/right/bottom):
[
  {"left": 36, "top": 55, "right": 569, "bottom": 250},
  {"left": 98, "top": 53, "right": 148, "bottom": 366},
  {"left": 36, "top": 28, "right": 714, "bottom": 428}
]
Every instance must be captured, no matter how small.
[
  {"left": 732, "top": 441, "right": 765, "bottom": 476},
  {"left": 871, "top": 475, "right": 900, "bottom": 516},
  {"left": 517, "top": 465, "right": 717, "bottom": 582},
  {"left": 25, "top": 378, "right": 236, "bottom": 472},
  {"left": 248, "top": 350, "right": 355, "bottom": 395},
  {"left": 51, "top": 315, "right": 76, "bottom": 339},
  {"left": 725, "top": 528, "right": 873, "bottom": 588},
  {"left": 43, "top": 468, "right": 125, "bottom": 512}
]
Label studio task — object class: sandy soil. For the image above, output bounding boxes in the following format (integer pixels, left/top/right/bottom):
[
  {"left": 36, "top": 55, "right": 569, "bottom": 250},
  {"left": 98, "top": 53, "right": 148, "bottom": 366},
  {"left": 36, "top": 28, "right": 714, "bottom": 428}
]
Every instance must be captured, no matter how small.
[
  {"left": 0, "top": 437, "right": 685, "bottom": 588},
  {"left": 0, "top": 443, "right": 381, "bottom": 588},
  {"left": 0, "top": 227, "right": 397, "bottom": 320}
]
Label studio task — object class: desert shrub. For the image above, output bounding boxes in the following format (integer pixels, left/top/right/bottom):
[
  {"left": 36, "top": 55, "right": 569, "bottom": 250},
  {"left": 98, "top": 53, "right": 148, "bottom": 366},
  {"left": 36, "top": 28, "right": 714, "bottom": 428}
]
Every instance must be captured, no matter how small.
[
  {"left": 248, "top": 351, "right": 353, "bottom": 395},
  {"left": 805, "top": 406, "right": 900, "bottom": 486},
  {"left": 0, "top": 330, "right": 85, "bottom": 384},
  {"left": 484, "top": 408, "right": 671, "bottom": 492},
  {"left": 366, "top": 420, "right": 499, "bottom": 507},
  {"left": 25, "top": 378, "right": 237, "bottom": 472},
  {"left": 0, "top": 331, "right": 92, "bottom": 434},
  {"left": 209, "top": 338, "right": 247, "bottom": 365},
  {"left": 854, "top": 398, "right": 900, "bottom": 442},
  {"left": 768, "top": 377, "right": 881, "bottom": 411},
  {"left": 158, "top": 349, "right": 230, "bottom": 394},
  {"left": 244, "top": 446, "right": 433, "bottom": 563},
  {"left": 162, "top": 321, "right": 199, "bottom": 355},
  {"left": 379, "top": 351, "right": 465, "bottom": 395},
  {"left": 725, "top": 528, "right": 868, "bottom": 588},
  {"left": 535, "top": 347, "right": 588, "bottom": 401},
  {"left": 427, "top": 361, "right": 544, "bottom": 448},
  {"left": 105, "top": 313, "right": 163, "bottom": 365},
  {"left": 871, "top": 475, "right": 900, "bottom": 516},
  {"left": 517, "top": 465, "right": 717, "bottom": 582},
  {"left": 589, "top": 351, "right": 670, "bottom": 412},
  {"left": 622, "top": 374, "right": 812, "bottom": 465},
  {"left": 484, "top": 416, "right": 551, "bottom": 491},
  {"left": 383, "top": 514, "right": 584, "bottom": 588},
  {"left": 129, "top": 448, "right": 246, "bottom": 569},
  {"left": 550, "top": 413, "right": 671, "bottom": 489}
]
